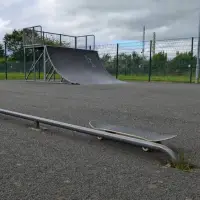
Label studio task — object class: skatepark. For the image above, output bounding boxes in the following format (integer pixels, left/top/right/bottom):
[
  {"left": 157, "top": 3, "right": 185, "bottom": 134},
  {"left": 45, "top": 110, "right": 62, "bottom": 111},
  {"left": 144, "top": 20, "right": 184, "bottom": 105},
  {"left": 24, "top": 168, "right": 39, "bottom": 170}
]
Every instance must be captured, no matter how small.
[{"left": 1, "top": 26, "right": 200, "bottom": 199}]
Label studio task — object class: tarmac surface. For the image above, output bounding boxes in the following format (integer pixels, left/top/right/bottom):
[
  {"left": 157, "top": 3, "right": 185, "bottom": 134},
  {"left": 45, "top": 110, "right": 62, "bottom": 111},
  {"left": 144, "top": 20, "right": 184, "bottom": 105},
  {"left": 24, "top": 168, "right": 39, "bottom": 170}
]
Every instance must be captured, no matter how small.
[{"left": 1, "top": 80, "right": 200, "bottom": 199}]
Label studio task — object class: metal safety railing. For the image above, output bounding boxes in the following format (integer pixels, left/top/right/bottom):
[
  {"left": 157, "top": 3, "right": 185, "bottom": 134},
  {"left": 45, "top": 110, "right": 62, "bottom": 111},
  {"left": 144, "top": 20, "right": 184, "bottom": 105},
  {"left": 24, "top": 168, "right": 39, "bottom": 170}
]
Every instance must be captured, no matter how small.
[{"left": 0, "top": 108, "right": 178, "bottom": 163}]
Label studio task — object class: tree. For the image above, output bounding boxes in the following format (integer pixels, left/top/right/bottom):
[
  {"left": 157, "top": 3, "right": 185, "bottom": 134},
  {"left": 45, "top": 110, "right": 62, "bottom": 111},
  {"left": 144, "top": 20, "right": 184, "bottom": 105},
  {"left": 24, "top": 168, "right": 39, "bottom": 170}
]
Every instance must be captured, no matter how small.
[
  {"left": 131, "top": 51, "right": 144, "bottom": 74},
  {"left": 100, "top": 51, "right": 146, "bottom": 76},
  {"left": 117, "top": 52, "right": 145, "bottom": 75},
  {"left": 3, "top": 29, "right": 70, "bottom": 61},
  {"left": 118, "top": 53, "right": 129, "bottom": 74},
  {"left": 100, "top": 54, "right": 115, "bottom": 74},
  {"left": 168, "top": 51, "right": 196, "bottom": 74},
  {"left": 4, "top": 29, "right": 24, "bottom": 61},
  {"left": 152, "top": 51, "right": 168, "bottom": 75},
  {"left": 0, "top": 43, "right": 4, "bottom": 57}
]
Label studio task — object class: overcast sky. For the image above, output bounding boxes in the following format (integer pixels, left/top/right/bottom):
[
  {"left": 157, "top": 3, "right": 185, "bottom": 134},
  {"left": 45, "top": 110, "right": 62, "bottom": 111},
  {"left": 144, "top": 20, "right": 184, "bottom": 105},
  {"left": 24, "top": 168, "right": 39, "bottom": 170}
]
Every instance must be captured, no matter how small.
[{"left": 0, "top": 0, "right": 199, "bottom": 44}]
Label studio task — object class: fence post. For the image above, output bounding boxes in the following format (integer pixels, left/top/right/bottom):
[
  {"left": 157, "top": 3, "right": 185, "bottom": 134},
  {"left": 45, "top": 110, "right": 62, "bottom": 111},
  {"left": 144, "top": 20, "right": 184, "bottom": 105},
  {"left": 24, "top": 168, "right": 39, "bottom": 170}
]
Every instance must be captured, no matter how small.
[
  {"left": 59, "top": 34, "right": 62, "bottom": 46},
  {"left": 190, "top": 37, "right": 194, "bottom": 83},
  {"left": 75, "top": 37, "right": 77, "bottom": 49},
  {"left": 116, "top": 43, "right": 119, "bottom": 79},
  {"left": 85, "top": 36, "right": 88, "bottom": 49},
  {"left": 4, "top": 41, "right": 7, "bottom": 80},
  {"left": 148, "top": 40, "right": 152, "bottom": 82},
  {"left": 38, "top": 56, "right": 41, "bottom": 80}
]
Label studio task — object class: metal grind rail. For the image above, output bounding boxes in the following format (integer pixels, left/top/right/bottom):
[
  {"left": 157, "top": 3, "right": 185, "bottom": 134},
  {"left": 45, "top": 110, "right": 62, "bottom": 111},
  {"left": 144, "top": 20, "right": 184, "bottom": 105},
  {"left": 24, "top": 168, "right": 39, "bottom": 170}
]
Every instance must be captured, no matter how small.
[{"left": 0, "top": 108, "right": 178, "bottom": 163}]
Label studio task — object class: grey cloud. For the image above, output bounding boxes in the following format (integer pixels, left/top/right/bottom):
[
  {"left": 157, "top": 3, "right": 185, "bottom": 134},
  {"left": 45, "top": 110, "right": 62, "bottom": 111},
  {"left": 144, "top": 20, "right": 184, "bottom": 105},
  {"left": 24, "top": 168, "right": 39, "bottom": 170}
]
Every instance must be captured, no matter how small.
[
  {"left": 78, "top": 0, "right": 145, "bottom": 12},
  {"left": 0, "top": 0, "right": 199, "bottom": 43},
  {"left": 109, "top": 8, "right": 198, "bottom": 30}
]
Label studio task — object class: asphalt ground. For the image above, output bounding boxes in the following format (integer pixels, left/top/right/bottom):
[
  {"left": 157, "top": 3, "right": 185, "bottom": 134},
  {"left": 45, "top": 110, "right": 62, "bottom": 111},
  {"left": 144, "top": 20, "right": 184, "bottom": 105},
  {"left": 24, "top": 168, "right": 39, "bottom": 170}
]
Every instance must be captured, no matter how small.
[{"left": 0, "top": 80, "right": 200, "bottom": 199}]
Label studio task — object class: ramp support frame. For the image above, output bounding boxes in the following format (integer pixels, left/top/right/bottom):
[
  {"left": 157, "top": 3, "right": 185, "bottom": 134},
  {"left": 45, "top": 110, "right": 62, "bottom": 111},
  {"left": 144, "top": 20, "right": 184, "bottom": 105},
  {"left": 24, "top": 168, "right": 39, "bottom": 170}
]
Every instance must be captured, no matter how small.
[
  {"left": 0, "top": 108, "right": 178, "bottom": 163},
  {"left": 24, "top": 45, "right": 62, "bottom": 82},
  {"left": 22, "top": 25, "right": 96, "bottom": 82},
  {"left": 25, "top": 51, "right": 44, "bottom": 80}
]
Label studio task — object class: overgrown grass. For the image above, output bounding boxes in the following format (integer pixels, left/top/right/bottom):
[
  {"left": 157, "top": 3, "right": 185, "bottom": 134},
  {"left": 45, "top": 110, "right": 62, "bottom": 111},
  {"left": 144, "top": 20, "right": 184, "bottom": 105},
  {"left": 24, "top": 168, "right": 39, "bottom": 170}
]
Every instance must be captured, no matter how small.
[
  {"left": 0, "top": 72, "right": 196, "bottom": 83},
  {"left": 170, "top": 152, "right": 196, "bottom": 172},
  {"left": 118, "top": 74, "right": 195, "bottom": 83}
]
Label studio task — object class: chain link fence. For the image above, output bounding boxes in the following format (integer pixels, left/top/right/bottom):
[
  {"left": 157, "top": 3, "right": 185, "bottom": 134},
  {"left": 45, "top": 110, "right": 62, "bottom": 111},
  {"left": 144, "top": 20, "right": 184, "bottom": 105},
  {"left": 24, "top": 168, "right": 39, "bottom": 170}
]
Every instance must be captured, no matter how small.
[
  {"left": 0, "top": 36, "right": 199, "bottom": 83},
  {"left": 97, "top": 37, "right": 199, "bottom": 83},
  {"left": 0, "top": 39, "right": 25, "bottom": 80}
]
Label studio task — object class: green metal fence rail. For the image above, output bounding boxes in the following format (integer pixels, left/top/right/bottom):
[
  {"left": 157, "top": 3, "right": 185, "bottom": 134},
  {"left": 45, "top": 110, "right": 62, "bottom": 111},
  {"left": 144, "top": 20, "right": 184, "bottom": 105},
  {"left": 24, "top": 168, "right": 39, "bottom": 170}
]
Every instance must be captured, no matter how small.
[{"left": 0, "top": 36, "right": 199, "bottom": 83}]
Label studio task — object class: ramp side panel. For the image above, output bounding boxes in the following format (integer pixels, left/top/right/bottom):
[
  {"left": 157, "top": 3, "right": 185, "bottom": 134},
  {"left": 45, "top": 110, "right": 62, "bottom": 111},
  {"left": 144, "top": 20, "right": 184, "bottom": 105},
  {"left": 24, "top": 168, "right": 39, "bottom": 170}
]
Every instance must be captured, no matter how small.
[{"left": 46, "top": 46, "right": 123, "bottom": 85}]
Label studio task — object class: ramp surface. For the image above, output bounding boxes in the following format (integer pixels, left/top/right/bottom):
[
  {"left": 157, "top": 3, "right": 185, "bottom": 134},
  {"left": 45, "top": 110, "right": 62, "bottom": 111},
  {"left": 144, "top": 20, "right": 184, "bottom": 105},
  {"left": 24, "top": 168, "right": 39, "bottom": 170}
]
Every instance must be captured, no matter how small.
[{"left": 46, "top": 46, "right": 123, "bottom": 85}]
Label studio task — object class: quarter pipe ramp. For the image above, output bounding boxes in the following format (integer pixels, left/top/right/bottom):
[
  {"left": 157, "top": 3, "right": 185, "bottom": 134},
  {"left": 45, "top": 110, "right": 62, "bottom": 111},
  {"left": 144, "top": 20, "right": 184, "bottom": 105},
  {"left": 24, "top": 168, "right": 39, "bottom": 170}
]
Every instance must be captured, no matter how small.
[{"left": 46, "top": 46, "right": 123, "bottom": 85}]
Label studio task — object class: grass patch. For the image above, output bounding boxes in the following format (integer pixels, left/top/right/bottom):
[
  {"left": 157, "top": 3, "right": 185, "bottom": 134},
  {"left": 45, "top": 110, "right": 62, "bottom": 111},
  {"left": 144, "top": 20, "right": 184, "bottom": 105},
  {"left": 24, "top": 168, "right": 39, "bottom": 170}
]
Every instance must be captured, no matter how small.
[
  {"left": 0, "top": 72, "right": 196, "bottom": 83},
  {"left": 0, "top": 72, "right": 61, "bottom": 80},
  {"left": 170, "top": 152, "right": 196, "bottom": 172},
  {"left": 118, "top": 74, "right": 195, "bottom": 83}
]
